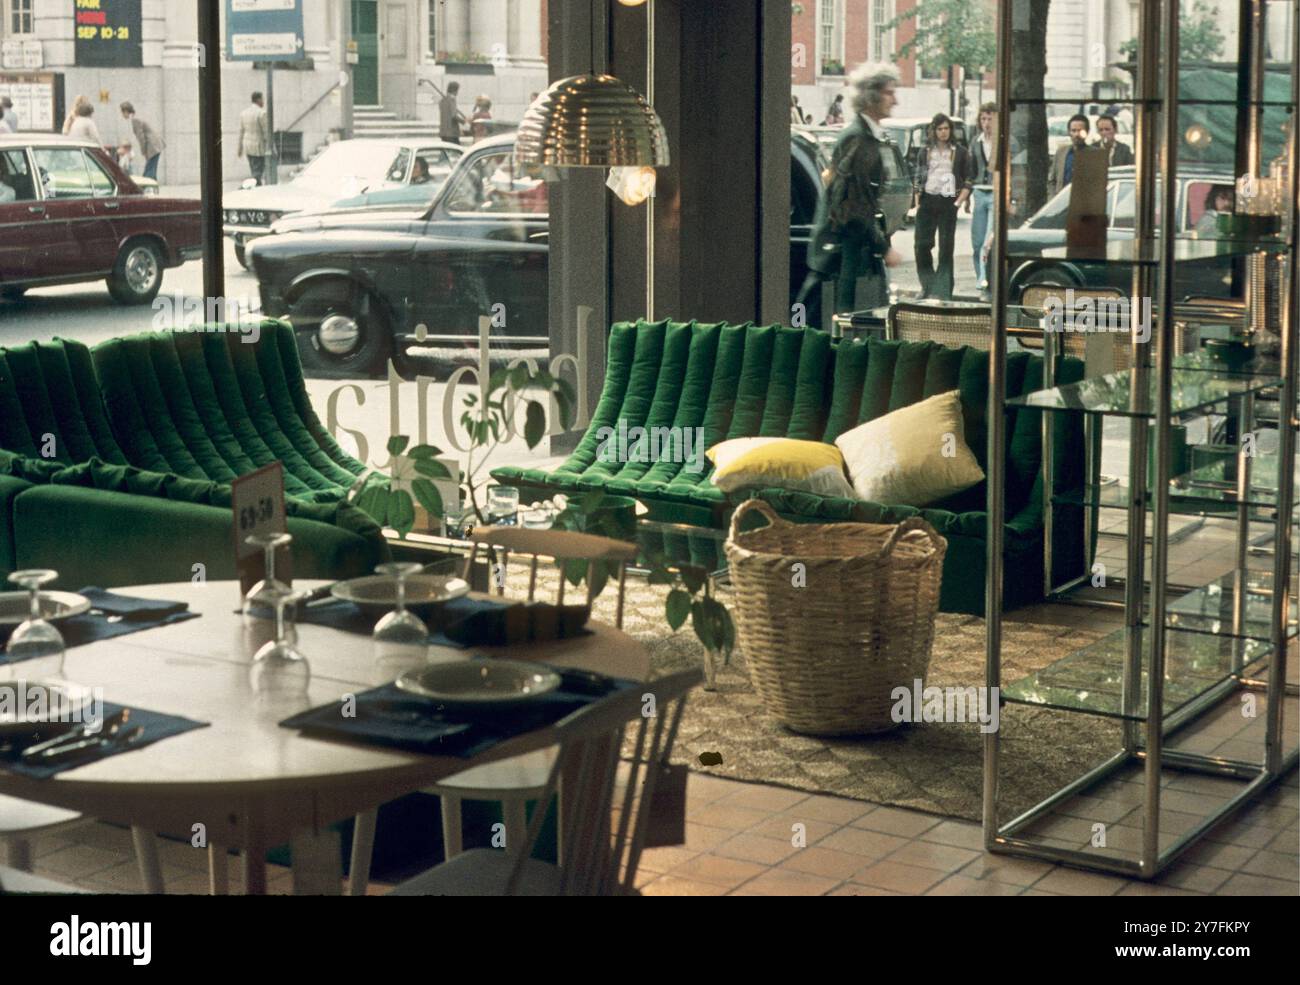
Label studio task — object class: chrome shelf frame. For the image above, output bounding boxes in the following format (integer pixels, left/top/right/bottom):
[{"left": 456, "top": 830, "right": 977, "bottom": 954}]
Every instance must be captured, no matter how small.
[{"left": 984, "top": 0, "right": 1299, "bottom": 879}]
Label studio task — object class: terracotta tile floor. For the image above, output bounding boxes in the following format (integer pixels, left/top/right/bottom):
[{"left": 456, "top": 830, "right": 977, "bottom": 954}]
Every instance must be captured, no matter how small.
[{"left": 8, "top": 764, "right": 1293, "bottom": 896}]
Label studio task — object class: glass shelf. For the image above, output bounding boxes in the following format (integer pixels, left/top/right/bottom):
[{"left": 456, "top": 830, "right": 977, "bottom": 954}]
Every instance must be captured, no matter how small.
[
  {"left": 1055, "top": 477, "right": 1278, "bottom": 515},
  {"left": 1007, "top": 238, "right": 1289, "bottom": 267},
  {"left": 1007, "top": 367, "right": 1284, "bottom": 417},
  {"left": 1175, "top": 349, "right": 1284, "bottom": 377},
  {"left": 1001, "top": 627, "right": 1273, "bottom": 721},
  {"left": 1161, "top": 571, "right": 1299, "bottom": 644}
]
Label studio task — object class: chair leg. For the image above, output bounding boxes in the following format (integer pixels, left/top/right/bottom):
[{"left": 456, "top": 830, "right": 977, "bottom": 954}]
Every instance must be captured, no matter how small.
[
  {"left": 440, "top": 795, "right": 463, "bottom": 860},
  {"left": 348, "top": 810, "right": 378, "bottom": 896},
  {"left": 503, "top": 798, "right": 528, "bottom": 858},
  {"left": 4, "top": 837, "right": 32, "bottom": 871},
  {"left": 131, "top": 826, "right": 164, "bottom": 893},
  {"left": 209, "top": 844, "right": 229, "bottom": 895}
]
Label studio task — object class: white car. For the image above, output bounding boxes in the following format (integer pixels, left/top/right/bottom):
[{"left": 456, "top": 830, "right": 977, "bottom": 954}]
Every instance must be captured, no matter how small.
[{"left": 222, "top": 138, "right": 462, "bottom": 268}]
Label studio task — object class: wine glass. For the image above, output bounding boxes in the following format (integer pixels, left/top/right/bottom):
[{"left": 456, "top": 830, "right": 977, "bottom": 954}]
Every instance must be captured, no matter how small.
[
  {"left": 373, "top": 562, "right": 429, "bottom": 645},
  {"left": 243, "top": 531, "right": 292, "bottom": 616},
  {"left": 249, "top": 589, "right": 311, "bottom": 695},
  {"left": 4, "top": 570, "right": 65, "bottom": 679}
]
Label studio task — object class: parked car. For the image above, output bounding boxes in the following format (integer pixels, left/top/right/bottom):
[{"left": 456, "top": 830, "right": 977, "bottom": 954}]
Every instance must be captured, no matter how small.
[
  {"left": 1005, "top": 164, "right": 1238, "bottom": 300},
  {"left": 250, "top": 131, "right": 912, "bottom": 376},
  {"left": 0, "top": 134, "right": 201, "bottom": 304},
  {"left": 222, "top": 138, "right": 463, "bottom": 268}
]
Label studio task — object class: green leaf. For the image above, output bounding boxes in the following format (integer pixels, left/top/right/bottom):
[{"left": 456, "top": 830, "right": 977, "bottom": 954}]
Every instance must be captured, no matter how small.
[
  {"left": 487, "top": 366, "right": 510, "bottom": 394},
  {"left": 386, "top": 435, "right": 410, "bottom": 456},
  {"left": 411, "top": 478, "right": 443, "bottom": 518},
  {"left": 647, "top": 567, "right": 675, "bottom": 586},
  {"left": 691, "top": 599, "right": 718, "bottom": 652},
  {"left": 587, "top": 559, "right": 609, "bottom": 600},
  {"left": 524, "top": 400, "right": 547, "bottom": 449},
  {"left": 408, "top": 444, "right": 442, "bottom": 460},
  {"left": 354, "top": 484, "right": 386, "bottom": 523},
  {"left": 555, "top": 390, "right": 576, "bottom": 431},
  {"left": 413, "top": 457, "right": 452, "bottom": 480},
  {"left": 508, "top": 363, "right": 530, "bottom": 390},
  {"left": 463, "top": 393, "right": 477, "bottom": 407},
  {"left": 666, "top": 590, "right": 692, "bottom": 631},
  {"left": 562, "top": 557, "right": 587, "bottom": 587},
  {"left": 679, "top": 564, "right": 706, "bottom": 595},
  {"left": 388, "top": 489, "right": 415, "bottom": 532}
]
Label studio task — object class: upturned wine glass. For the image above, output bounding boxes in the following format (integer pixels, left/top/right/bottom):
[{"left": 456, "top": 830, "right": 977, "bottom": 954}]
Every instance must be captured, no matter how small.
[
  {"left": 243, "top": 531, "right": 292, "bottom": 616},
  {"left": 373, "top": 562, "right": 429, "bottom": 645},
  {"left": 4, "top": 570, "right": 66, "bottom": 679},
  {"left": 249, "top": 589, "right": 311, "bottom": 695}
]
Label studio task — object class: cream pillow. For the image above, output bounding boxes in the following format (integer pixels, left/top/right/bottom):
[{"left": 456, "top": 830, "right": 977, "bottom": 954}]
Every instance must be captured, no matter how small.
[
  {"left": 708, "top": 437, "right": 854, "bottom": 498},
  {"left": 834, "top": 391, "right": 985, "bottom": 506}
]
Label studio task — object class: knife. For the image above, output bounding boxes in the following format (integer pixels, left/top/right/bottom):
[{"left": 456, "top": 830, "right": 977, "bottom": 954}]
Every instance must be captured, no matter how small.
[{"left": 40, "top": 725, "right": 144, "bottom": 764}]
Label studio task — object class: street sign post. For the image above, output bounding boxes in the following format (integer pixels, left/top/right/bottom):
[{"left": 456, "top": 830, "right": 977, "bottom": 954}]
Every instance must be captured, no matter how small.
[{"left": 226, "top": 0, "right": 306, "bottom": 186}]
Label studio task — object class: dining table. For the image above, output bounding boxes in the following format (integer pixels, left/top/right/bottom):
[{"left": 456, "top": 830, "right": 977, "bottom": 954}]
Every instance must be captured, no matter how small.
[{"left": 0, "top": 580, "right": 651, "bottom": 895}]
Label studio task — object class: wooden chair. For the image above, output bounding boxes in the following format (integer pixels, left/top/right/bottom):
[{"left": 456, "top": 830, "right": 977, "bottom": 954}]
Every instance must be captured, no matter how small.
[
  {"left": 346, "top": 526, "right": 642, "bottom": 896},
  {"left": 0, "top": 796, "right": 165, "bottom": 892},
  {"left": 887, "top": 301, "right": 992, "bottom": 350},
  {"left": 388, "top": 668, "right": 702, "bottom": 896}
]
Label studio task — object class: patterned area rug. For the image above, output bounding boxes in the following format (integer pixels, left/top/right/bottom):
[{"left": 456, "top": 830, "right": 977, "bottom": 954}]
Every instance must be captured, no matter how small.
[{"left": 511, "top": 563, "right": 1122, "bottom": 822}]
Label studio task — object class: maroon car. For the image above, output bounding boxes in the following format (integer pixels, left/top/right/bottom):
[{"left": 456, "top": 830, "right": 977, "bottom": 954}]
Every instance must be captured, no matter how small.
[{"left": 0, "top": 134, "right": 201, "bottom": 305}]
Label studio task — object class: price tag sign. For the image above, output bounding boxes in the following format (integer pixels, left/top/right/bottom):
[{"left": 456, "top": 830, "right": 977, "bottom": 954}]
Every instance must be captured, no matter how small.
[{"left": 232, "top": 462, "right": 290, "bottom": 599}]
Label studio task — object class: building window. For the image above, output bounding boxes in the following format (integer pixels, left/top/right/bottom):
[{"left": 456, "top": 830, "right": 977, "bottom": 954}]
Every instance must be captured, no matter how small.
[
  {"left": 819, "top": 0, "right": 843, "bottom": 75},
  {"left": 7, "top": 0, "right": 34, "bottom": 36},
  {"left": 426, "top": 0, "right": 438, "bottom": 60},
  {"left": 871, "top": 0, "right": 891, "bottom": 63}
]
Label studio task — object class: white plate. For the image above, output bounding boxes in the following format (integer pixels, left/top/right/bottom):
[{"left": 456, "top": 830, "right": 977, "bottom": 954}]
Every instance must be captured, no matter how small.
[
  {"left": 0, "top": 680, "right": 95, "bottom": 736},
  {"left": 395, "top": 659, "right": 562, "bottom": 709},
  {"left": 331, "top": 573, "right": 470, "bottom": 615},
  {"left": 0, "top": 591, "right": 91, "bottom": 626}
]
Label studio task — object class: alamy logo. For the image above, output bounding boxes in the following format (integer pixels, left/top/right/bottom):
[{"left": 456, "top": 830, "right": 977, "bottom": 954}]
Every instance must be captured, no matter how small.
[
  {"left": 594, "top": 422, "right": 706, "bottom": 473},
  {"left": 1041, "top": 289, "right": 1152, "bottom": 344},
  {"left": 49, "top": 916, "right": 151, "bottom": 965},
  {"left": 891, "top": 679, "right": 1001, "bottom": 733}
]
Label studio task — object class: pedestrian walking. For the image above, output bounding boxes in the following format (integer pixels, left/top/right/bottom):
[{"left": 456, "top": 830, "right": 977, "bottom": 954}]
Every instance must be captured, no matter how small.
[
  {"left": 796, "top": 64, "right": 903, "bottom": 321},
  {"left": 440, "top": 82, "right": 466, "bottom": 145},
  {"left": 238, "top": 92, "right": 270, "bottom": 186},
  {"left": 470, "top": 94, "right": 493, "bottom": 142},
  {"left": 823, "top": 94, "right": 845, "bottom": 126},
  {"left": 63, "top": 95, "right": 90, "bottom": 135},
  {"left": 66, "top": 101, "right": 103, "bottom": 148},
  {"left": 968, "top": 102, "right": 997, "bottom": 296},
  {"left": 912, "top": 112, "right": 971, "bottom": 300},
  {"left": 0, "top": 97, "right": 16, "bottom": 133},
  {"left": 120, "top": 102, "right": 165, "bottom": 181}
]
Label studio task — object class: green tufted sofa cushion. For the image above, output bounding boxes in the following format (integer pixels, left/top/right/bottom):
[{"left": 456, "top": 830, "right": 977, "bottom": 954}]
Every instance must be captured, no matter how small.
[{"left": 493, "top": 320, "right": 1087, "bottom": 614}]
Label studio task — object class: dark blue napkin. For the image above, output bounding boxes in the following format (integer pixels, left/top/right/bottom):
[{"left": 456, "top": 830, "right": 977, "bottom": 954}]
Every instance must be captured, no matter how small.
[
  {"left": 0, "top": 701, "right": 209, "bottom": 780},
  {"left": 293, "top": 596, "right": 590, "bottom": 649},
  {"left": 279, "top": 668, "right": 637, "bottom": 759},
  {"left": 1, "top": 590, "right": 198, "bottom": 662}
]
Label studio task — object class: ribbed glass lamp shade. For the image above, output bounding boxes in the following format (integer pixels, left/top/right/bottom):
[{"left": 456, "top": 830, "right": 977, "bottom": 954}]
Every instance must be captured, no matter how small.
[{"left": 515, "top": 74, "right": 670, "bottom": 168}]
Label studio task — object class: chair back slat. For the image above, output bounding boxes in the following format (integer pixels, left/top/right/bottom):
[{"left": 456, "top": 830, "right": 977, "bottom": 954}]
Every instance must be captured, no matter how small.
[
  {"left": 889, "top": 302, "right": 992, "bottom": 350},
  {"left": 499, "top": 669, "right": 702, "bottom": 895}
]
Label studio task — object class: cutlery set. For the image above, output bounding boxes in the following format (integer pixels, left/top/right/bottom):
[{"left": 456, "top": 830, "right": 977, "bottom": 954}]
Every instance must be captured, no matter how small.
[{"left": 9, "top": 709, "right": 145, "bottom": 765}]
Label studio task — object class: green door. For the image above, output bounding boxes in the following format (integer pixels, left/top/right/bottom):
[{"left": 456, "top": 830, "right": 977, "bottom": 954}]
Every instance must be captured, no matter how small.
[{"left": 351, "top": 0, "right": 379, "bottom": 105}]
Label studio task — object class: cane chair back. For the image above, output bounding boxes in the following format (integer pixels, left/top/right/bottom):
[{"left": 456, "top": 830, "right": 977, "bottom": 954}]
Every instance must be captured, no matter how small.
[
  {"left": 1020, "top": 285, "right": 1133, "bottom": 371},
  {"left": 888, "top": 302, "right": 993, "bottom": 350},
  {"left": 464, "top": 526, "right": 640, "bottom": 629}
]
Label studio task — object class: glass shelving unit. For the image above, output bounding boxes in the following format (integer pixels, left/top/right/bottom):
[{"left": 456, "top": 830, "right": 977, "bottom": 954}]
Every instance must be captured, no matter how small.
[{"left": 984, "top": 0, "right": 1299, "bottom": 879}]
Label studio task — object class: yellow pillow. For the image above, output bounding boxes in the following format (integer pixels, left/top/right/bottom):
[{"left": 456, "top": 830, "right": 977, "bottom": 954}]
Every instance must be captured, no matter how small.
[
  {"left": 834, "top": 390, "right": 985, "bottom": 506},
  {"left": 708, "top": 437, "right": 854, "bottom": 498}
]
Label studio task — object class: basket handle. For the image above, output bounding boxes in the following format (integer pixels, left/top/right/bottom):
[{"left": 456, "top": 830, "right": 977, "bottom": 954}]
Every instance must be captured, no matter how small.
[
  {"left": 880, "top": 517, "right": 944, "bottom": 558},
  {"left": 727, "top": 498, "right": 784, "bottom": 542}
]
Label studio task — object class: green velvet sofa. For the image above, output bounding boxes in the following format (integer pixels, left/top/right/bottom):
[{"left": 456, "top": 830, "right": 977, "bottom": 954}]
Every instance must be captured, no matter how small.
[
  {"left": 0, "top": 322, "right": 387, "bottom": 589},
  {"left": 493, "top": 319, "right": 1086, "bottom": 615}
]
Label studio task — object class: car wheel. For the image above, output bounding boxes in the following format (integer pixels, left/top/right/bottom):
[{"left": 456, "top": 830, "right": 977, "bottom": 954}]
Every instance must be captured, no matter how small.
[
  {"left": 234, "top": 241, "right": 249, "bottom": 270},
  {"left": 107, "top": 240, "right": 165, "bottom": 305},
  {"left": 1014, "top": 267, "right": 1080, "bottom": 304},
  {"left": 290, "top": 281, "right": 392, "bottom": 378},
  {"left": 0, "top": 285, "right": 27, "bottom": 301}
]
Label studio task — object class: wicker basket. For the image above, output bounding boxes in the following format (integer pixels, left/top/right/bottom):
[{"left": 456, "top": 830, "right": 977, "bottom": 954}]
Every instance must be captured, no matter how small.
[{"left": 724, "top": 500, "right": 948, "bottom": 736}]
